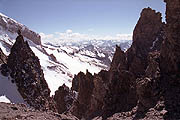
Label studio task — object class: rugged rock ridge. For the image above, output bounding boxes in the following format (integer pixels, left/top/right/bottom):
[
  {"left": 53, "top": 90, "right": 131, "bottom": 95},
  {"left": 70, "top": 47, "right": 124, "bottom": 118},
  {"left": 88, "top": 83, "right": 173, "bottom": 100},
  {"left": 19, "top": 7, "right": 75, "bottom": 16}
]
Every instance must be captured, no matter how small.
[
  {"left": 6, "top": 33, "right": 56, "bottom": 111},
  {"left": 69, "top": 7, "right": 166, "bottom": 120},
  {"left": 0, "top": 0, "right": 179, "bottom": 119},
  {"left": 0, "top": 13, "right": 41, "bottom": 45},
  {"left": 127, "top": 7, "right": 165, "bottom": 77}
]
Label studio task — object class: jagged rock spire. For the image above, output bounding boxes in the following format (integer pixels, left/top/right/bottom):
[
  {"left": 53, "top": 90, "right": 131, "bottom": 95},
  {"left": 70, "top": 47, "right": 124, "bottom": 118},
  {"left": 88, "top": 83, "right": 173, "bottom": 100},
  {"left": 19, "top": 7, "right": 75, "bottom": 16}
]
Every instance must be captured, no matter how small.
[{"left": 7, "top": 34, "right": 57, "bottom": 111}]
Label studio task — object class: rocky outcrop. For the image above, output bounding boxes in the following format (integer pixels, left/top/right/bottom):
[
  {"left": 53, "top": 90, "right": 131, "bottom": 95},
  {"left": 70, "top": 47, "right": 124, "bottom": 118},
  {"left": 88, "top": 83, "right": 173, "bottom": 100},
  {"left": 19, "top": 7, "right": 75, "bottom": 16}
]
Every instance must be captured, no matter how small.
[
  {"left": 6, "top": 33, "right": 56, "bottom": 111},
  {"left": 101, "top": 7, "right": 164, "bottom": 119},
  {"left": 71, "top": 70, "right": 109, "bottom": 119},
  {"left": 136, "top": 51, "right": 161, "bottom": 113},
  {"left": 0, "top": 13, "right": 41, "bottom": 45},
  {"left": 54, "top": 84, "right": 75, "bottom": 114},
  {"left": 159, "top": 0, "right": 180, "bottom": 119},
  {"left": 160, "top": 0, "right": 180, "bottom": 75},
  {"left": 87, "top": 70, "right": 109, "bottom": 119},
  {"left": 110, "top": 45, "right": 127, "bottom": 71},
  {"left": 71, "top": 71, "right": 94, "bottom": 119},
  {"left": 102, "top": 46, "right": 137, "bottom": 118},
  {"left": 127, "top": 7, "right": 165, "bottom": 77},
  {"left": 70, "top": 7, "right": 166, "bottom": 120}
]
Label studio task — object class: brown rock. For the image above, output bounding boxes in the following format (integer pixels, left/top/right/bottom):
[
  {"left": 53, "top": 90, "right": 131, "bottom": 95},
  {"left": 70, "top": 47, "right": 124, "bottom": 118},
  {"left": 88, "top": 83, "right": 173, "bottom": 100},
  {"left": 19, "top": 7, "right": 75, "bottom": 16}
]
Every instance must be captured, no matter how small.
[
  {"left": 54, "top": 84, "right": 74, "bottom": 114},
  {"left": 7, "top": 34, "right": 56, "bottom": 111},
  {"left": 71, "top": 71, "right": 94, "bottom": 119},
  {"left": 160, "top": 0, "right": 180, "bottom": 75},
  {"left": 87, "top": 70, "right": 109, "bottom": 119},
  {"left": 102, "top": 69, "right": 137, "bottom": 119},
  {"left": 110, "top": 45, "right": 127, "bottom": 71},
  {"left": 127, "top": 7, "right": 165, "bottom": 77},
  {"left": 0, "top": 102, "right": 79, "bottom": 120}
]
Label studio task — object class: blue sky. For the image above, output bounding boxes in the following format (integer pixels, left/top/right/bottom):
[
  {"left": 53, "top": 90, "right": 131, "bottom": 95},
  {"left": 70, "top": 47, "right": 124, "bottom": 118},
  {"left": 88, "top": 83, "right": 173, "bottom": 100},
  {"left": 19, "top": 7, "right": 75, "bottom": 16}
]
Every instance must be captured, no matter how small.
[{"left": 0, "top": 0, "right": 165, "bottom": 38}]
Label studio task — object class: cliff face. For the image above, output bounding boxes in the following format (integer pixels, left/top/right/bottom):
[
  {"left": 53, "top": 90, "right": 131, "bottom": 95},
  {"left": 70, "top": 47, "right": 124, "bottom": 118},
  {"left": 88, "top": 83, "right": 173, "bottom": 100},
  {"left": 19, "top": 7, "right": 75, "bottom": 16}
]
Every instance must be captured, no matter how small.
[
  {"left": 127, "top": 7, "right": 165, "bottom": 77},
  {"left": 159, "top": 0, "right": 180, "bottom": 119},
  {"left": 6, "top": 34, "right": 56, "bottom": 111},
  {"left": 0, "top": 48, "right": 7, "bottom": 64},
  {"left": 161, "top": 0, "right": 180, "bottom": 75}
]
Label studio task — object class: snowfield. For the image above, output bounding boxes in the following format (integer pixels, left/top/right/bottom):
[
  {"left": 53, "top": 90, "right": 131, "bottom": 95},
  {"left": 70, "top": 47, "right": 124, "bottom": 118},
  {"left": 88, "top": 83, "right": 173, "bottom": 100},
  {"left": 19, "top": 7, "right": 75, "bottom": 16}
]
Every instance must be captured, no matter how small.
[
  {"left": 0, "top": 96, "right": 11, "bottom": 103},
  {"left": 0, "top": 70, "right": 26, "bottom": 104}
]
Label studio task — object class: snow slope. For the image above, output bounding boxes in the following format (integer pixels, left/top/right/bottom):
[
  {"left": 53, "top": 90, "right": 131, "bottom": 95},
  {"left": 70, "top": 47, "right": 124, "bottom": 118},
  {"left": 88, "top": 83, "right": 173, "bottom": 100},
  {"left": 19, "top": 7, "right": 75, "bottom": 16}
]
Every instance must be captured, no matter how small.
[
  {"left": 0, "top": 70, "right": 26, "bottom": 104},
  {"left": 0, "top": 96, "right": 11, "bottom": 103}
]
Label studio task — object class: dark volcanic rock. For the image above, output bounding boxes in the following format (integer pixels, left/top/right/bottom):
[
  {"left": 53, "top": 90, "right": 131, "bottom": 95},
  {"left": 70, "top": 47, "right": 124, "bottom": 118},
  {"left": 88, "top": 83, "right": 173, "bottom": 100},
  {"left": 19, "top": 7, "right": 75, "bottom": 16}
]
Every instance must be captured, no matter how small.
[
  {"left": 127, "top": 7, "right": 165, "bottom": 77},
  {"left": 102, "top": 45, "right": 137, "bottom": 118},
  {"left": 103, "top": 70, "right": 137, "bottom": 119},
  {"left": 160, "top": 0, "right": 180, "bottom": 119},
  {"left": 160, "top": 0, "right": 180, "bottom": 75},
  {"left": 54, "top": 84, "right": 75, "bottom": 114},
  {"left": 110, "top": 45, "right": 127, "bottom": 71},
  {"left": 71, "top": 71, "right": 94, "bottom": 119},
  {"left": 70, "top": 7, "right": 165, "bottom": 120},
  {"left": 7, "top": 33, "right": 56, "bottom": 111},
  {"left": 87, "top": 70, "right": 109, "bottom": 119}
]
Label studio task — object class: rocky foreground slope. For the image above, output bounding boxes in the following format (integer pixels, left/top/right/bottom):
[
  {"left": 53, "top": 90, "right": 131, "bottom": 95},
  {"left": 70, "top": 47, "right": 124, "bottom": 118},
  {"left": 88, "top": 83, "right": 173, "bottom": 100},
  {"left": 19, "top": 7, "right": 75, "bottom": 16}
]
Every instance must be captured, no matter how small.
[{"left": 0, "top": 102, "right": 78, "bottom": 120}]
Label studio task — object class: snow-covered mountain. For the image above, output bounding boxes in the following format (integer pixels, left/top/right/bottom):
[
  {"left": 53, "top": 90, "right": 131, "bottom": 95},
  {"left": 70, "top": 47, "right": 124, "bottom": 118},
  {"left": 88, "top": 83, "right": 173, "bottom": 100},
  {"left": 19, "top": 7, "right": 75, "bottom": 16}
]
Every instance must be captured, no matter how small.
[{"left": 0, "top": 13, "right": 131, "bottom": 96}]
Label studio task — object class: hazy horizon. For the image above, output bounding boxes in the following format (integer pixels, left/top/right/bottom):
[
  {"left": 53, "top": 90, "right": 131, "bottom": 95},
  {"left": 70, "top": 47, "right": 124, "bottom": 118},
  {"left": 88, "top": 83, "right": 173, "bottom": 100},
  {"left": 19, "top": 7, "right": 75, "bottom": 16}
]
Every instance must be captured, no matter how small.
[{"left": 0, "top": 0, "right": 165, "bottom": 41}]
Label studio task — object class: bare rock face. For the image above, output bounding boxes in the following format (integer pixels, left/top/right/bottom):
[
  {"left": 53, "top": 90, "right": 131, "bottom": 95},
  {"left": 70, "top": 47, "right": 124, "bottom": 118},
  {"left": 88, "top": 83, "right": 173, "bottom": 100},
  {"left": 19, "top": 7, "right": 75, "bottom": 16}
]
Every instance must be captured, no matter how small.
[
  {"left": 160, "top": 0, "right": 180, "bottom": 75},
  {"left": 127, "top": 7, "right": 165, "bottom": 77},
  {"left": 159, "top": 0, "right": 180, "bottom": 119},
  {"left": 87, "top": 70, "right": 109, "bottom": 119},
  {"left": 136, "top": 51, "right": 161, "bottom": 112},
  {"left": 54, "top": 84, "right": 75, "bottom": 114},
  {"left": 7, "top": 34, "right": 56, "bottom": 111},
  {"left": 71, "top": 71, "right": 94, "bottom": 119},
  {"left": 102, "top": 46, "right": 137, "bottom": 118}
]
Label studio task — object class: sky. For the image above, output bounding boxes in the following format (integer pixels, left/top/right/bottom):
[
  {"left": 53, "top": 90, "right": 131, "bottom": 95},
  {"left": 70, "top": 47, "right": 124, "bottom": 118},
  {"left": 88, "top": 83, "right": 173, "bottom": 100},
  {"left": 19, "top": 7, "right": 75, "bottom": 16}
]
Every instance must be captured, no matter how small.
[{"left": 0, "top": 0, "right": 165, "bottom": 41}]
